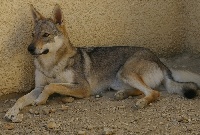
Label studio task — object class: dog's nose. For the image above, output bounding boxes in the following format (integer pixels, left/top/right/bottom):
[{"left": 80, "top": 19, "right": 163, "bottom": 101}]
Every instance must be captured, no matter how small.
[{"left": 28, "top": 44, "right": 36, "bottom": 54}]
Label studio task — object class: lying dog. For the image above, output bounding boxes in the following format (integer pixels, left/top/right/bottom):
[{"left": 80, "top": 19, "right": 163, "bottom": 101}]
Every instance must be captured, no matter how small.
[{"left": 5, "top": 4, "right": 200, "bottom": 122}]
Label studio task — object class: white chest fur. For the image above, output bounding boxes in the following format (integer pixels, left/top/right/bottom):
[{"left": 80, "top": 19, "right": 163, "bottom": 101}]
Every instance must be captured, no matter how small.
[
  {"left": 35, "top": 56, "right": 75, "bottom": 84},
  {"left": 40, "top": 69, "right": 75, "bottom": 85}
]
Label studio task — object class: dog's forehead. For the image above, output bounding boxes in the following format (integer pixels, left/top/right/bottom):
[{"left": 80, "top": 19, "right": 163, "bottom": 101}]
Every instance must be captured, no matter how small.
[{"left": 34, "top": 19, "right": 58, "bottom": 33}]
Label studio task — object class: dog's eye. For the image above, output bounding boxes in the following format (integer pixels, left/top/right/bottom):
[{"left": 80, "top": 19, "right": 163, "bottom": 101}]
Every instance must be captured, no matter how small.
[{"left": 43, "top": 33, "right": 50, "bottom": 37}]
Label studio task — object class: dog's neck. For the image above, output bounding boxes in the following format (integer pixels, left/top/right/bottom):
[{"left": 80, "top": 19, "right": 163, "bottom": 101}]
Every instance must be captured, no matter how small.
[{"left": 34, "top": 39, "right": 76, "bottom": 78}]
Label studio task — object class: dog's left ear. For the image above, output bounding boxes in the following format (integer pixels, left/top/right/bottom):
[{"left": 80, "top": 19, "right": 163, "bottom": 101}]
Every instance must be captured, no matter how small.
[{"left": 53, "top": 4, "right": 63, "bottom": 25}]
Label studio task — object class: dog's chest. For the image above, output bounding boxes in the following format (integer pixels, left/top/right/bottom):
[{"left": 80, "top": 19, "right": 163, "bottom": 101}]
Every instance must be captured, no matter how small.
[
  {"left": 35, "top": 56, "right": 75, "bottom": 83},
  {"left": 56, "top": 69, "right": 74, "bottom": 83},
  {"left": 45, "top": 69, "right": 75, "bottom": 83}
]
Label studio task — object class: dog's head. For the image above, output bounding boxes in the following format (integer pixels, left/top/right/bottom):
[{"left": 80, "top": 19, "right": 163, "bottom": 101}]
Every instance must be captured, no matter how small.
[{"left": 28, "top": 4, "right": 66, "bottom": 55}]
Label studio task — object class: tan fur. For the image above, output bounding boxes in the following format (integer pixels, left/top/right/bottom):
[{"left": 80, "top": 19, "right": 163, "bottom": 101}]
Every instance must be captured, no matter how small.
[
  {"left": 35, "top": 83, "right": 91, "bottom": 105},
  {"left": 129, "top": 89, "right": 143, "bottom": 96}
]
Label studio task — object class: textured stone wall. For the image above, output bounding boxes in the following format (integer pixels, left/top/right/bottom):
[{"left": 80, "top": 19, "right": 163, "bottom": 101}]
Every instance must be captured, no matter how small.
[{"left": 0, "top": 0, "right": 191, "bottom": 95}]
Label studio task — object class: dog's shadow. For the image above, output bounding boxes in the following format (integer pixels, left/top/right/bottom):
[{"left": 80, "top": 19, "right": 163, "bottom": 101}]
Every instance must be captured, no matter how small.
[{"left": 1, "top": 8, "right": 35, "bottom": 94}]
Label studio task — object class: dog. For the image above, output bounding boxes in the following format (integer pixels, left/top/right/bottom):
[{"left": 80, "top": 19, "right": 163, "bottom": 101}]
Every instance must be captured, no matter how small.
[{"left": 5, "top": 4, "right": 200, "bottom": 122}]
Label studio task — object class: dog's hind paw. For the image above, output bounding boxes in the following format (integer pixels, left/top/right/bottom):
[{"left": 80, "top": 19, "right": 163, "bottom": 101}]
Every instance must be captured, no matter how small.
[
  {"left": 114, "top": 90, "right": 128, "bottom": 100},
  {"left": 135, "top": 98, "right": 148, "bottom": 109}
]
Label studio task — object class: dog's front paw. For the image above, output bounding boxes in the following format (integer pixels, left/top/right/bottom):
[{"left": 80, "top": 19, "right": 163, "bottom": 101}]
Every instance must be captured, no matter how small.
[
  {"left": 33, "top": 90, "right": 49, "bottom": 105},
  {"left": 4, "top": 107, "right": 19, "bottom": 120},
  {"left": 114, "top": 90, "right": 128, "bottom": 100},
  {"left": 33, "top": 97, "right": 47, "bottom": 105},
  {"left": 4, "top": 108, "right": 23, "bottom": 123}
]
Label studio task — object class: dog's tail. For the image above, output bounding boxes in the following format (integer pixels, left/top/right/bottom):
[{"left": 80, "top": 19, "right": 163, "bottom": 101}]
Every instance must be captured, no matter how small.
[
  {"left": 163, "top": 69, "right": 199, "bottom": 99},
  {"left": 170, "top": 69, "right": 200, "bottom": 87}
]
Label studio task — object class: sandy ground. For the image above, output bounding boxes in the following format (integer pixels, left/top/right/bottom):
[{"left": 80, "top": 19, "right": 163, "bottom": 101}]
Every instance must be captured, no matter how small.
[{"left": 0, "top": 53, "right": 200, "bottom": 135}]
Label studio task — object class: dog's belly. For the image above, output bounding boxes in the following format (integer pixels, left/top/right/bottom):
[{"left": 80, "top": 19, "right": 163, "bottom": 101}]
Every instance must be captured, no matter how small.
[
  {"left": 89, "top": 77, "right": 132, "bottom": 95},
  {"left": 110, "top": 78, "right": 132, "bottom": 91},
  {"left": 88, "top": 77, "right": 107, "bottom": 95}
]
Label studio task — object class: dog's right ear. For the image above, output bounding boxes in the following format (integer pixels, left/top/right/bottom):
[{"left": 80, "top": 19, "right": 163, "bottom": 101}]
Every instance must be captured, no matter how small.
[
  {"left": 53, "top": 4, "right": 63, "bottom": 25},
  {"left": 30, "top": 4, "right": 43, "bottom": 23}
]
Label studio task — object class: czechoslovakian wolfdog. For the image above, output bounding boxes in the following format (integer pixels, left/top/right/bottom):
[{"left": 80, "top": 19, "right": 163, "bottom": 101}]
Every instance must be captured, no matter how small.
[{"left": 5, "top": 4, "right": 200, "bottom": 122}]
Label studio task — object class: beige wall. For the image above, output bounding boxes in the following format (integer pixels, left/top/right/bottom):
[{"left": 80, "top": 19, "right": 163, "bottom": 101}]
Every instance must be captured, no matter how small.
[
  {"left": 0, "top": 0, "right": 196, "bottom": 95},
  {"left": 184, "top": 0, "right": 200, "bottom": 53}
]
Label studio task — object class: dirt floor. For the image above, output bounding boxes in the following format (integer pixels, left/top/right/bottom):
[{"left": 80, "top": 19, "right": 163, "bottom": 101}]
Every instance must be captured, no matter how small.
[{"left": 0, "top": 53, "right": 200, "bottom": 135}]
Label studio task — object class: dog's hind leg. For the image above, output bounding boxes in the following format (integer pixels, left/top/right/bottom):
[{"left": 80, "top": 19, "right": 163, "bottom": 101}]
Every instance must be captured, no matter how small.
[
  {"left": 4, "top": 87, "right": 43, "bottom": 122},
  {"left": 119, "top": 72, "right": 160, "bottom": 108},
  {"left": 117, "top": 58, "right": 163, "bottom": 108},
  {"left": 34, "top": 83, "right": 90, "bottom": 105}
]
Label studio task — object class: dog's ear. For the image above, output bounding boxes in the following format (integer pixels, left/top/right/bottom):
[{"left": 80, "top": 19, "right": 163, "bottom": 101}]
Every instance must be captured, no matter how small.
[
  {"left": 30, "top": 4, "right": 43, "bottom": 23},
  {"left": 53, "top": 4, "right": 63, "bottom": 25}
]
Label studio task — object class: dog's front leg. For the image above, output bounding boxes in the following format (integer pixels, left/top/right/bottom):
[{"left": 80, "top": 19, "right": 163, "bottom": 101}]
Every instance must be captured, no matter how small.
[
  {"left": 4, "top": 87, "right": 43, "bottom": 122},
  {"left": 34, "top": 83, "right": 91, "bottom": 105}
]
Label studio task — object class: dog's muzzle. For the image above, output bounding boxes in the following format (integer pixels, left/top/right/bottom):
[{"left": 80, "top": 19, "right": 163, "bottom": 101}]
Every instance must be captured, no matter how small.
[{"left": 28, "top": 44, "right": 49, "bottom": 55}]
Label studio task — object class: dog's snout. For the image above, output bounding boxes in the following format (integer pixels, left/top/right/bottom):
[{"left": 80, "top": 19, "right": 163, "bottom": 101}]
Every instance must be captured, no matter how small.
[{"left": 28, "top": 44, "right": 36, "bottom": 54}]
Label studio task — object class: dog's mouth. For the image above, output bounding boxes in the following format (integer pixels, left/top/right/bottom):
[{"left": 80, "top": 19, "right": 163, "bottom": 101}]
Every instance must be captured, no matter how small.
[
  {"left": 42, "top": 49, "right": 49, "bottom": 54},
  {"left": 30, "top": 49, "right": 49, "bottom": 56}
]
